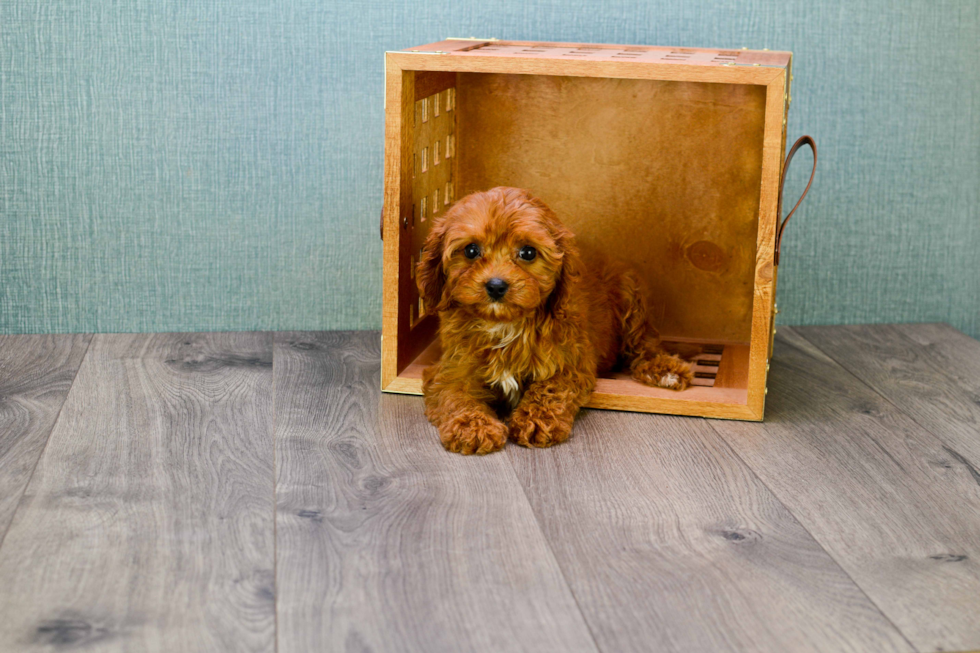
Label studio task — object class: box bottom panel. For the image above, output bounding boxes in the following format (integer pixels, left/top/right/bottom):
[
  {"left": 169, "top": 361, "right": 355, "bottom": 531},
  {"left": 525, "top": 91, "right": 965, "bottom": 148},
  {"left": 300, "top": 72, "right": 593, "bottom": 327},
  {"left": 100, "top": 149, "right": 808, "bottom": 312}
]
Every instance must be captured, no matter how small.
[{"left": 384, "top": 338, "right": 759, "bottom": 421}]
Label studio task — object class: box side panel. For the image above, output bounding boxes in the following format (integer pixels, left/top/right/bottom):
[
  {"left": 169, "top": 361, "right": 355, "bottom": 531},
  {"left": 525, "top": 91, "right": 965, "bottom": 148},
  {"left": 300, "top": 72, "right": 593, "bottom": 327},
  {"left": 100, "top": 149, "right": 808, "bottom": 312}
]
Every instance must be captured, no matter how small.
[
  {"left": 382, "top": 69, "right": 456, "bottom": 388},
  {"left": 390, "top": 338, "right": 756, "bottom": 420},
  {"left": 381, "top": 61, "right": 409, "bottom": 387},
  {"left": 456, "top": 73, "right": 767, "bottom": 343},
  {"left": 385, "top": 374, "right": 759, "bottom": 421},
  {"left": 383, "top": 65, "right": 446, "bottom": 385},
  {"left": 746, "top": 71, "right": 789, "bottom": 418},
  {"left": 407, "top": 73, "right": 456, "bottom": 329}
]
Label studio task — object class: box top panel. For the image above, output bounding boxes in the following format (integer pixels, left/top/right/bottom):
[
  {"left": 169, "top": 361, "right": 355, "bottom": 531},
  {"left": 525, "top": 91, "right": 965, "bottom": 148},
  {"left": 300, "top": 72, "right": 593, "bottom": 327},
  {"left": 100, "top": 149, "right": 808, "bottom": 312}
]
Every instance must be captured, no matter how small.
[{"left": 401, "top": 39, "right": 792, "bottom": 68}]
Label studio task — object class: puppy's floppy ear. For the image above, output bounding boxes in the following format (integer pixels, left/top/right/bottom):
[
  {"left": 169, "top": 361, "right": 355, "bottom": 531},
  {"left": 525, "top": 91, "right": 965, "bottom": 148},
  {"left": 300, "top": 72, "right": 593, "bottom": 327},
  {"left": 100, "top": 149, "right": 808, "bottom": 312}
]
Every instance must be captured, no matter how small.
[
  {"left": 416, "top": 218, "right": 449, "bottom": 314},
  {"left": 546, "top": 224, "right": 584, "bottom": 320}
]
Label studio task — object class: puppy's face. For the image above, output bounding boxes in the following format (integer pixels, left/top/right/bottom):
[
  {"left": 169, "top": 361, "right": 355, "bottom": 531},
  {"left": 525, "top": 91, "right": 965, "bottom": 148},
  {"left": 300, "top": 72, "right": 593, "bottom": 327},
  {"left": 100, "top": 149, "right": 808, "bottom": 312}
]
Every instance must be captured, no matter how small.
[{"left": 418, "top": 188, "right": 571, "bottom": 322}]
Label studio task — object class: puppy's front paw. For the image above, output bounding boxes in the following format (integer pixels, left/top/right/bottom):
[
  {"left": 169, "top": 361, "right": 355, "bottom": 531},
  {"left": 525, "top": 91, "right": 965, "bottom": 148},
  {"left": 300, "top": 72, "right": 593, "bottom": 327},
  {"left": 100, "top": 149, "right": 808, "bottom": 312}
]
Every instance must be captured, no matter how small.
[
  {"left": 439, "top": 411, "right": 508, "bottom": 455},
  {"left": 632, "top": 354, "right": 694, "bottom": 391},
  {"left": 509, "top": 408, "right": 574, "bottom": 449}
]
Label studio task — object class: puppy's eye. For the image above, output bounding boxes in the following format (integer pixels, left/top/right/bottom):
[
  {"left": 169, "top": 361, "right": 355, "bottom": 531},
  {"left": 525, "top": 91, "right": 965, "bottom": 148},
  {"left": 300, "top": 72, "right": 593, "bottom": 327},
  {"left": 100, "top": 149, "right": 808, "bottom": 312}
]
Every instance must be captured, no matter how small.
[
  {"left": 518, "top": 246, "right": 537, "bottom": 262},
  {"left": 463, "top": 243, "right": 481, "bottom": 259}
]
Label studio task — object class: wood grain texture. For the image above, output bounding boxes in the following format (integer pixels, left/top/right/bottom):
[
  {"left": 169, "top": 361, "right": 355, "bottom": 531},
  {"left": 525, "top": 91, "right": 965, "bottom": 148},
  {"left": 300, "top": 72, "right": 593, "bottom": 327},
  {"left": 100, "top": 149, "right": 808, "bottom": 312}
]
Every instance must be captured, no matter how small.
[
  {"left": 273, "top": 331, "right": 598, "bottom": 653},
  {"left": 386, "top": 51, "right": 785, "bottom": 86},
  {"left": 0, "top": 334, "right": 91, "bottom": 543},
  {"left": 384, "top": 371, "right": 756, "bottom": 419},
  {"left": 407, "top": 39, "right": 793, "bottom": 68},
  {"left": 381, "top": 57, "right": 411, "bottom": 387},
  {"left": 507, "top": 408, "right": 912, "bottom": 653},
  {"left": 0, "top": 333, "right": 275, "bottom": 652},
  {"left": 410, "top": 77, "right": 456, "bottom": 322},
  {"left": 897, "top": 322, "right": 980, "bottom": 373},
  {"left": 456, "top": 72, "right": 767, "bottom": 343},
  {"left": 744, "top": 70, "right": 789, "bottom": 420},
  {"left": 388, "top": 339, "right": 755, "bottom": 418},
  {"left": 798, "top": 323, "right": 980, "bottom": 465},
  {"left": 710, "top": 327, "right": 980, "bottom": 653}
]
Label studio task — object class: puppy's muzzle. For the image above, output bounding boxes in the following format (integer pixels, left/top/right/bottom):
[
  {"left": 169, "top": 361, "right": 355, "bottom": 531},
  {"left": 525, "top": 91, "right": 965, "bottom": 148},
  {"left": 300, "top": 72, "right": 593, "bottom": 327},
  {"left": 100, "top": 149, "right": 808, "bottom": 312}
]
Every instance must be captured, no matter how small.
[{"left": 484, "top": 278, "right": 509, "bottom": 301}]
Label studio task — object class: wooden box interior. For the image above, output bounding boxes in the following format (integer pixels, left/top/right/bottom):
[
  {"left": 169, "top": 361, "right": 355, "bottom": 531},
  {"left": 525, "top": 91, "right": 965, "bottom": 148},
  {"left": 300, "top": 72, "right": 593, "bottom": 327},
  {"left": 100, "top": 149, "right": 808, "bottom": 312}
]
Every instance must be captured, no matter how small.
[{"left": 385, "top": 57, "right": 783, "bottom": 418}]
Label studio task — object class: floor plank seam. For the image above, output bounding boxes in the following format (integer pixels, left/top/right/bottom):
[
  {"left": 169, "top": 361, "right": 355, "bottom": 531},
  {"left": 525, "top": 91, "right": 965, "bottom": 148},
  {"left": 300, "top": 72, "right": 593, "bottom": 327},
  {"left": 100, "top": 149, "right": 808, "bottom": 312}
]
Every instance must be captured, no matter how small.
[
  {"left": 702, "top": 412, "right": 921, "bottom": 653},
  {"left": 503, "top": 452, "right": 604, "bottom": 653},
  {"left": 270, "top": 332, "right": 280, "bottom": 653},
  {"left": 794, "top": 325, "right": 980, "bottom": 649},
  {"left": 742, "top": 322, "right": 980, "bottom": 652},
  {"left": 796, "top": 327, "right": 980, "bottom": 481},
  {"left": 0, "top": 334, "right": 94, "bottom": 555}
]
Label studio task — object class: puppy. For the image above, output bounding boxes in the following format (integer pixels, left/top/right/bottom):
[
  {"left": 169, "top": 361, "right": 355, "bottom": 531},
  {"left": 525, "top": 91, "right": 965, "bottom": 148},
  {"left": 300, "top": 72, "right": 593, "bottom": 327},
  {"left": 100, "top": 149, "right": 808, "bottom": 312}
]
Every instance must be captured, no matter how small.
[{"left": 416, "top": 187, "right": 693, "bottom": 455}]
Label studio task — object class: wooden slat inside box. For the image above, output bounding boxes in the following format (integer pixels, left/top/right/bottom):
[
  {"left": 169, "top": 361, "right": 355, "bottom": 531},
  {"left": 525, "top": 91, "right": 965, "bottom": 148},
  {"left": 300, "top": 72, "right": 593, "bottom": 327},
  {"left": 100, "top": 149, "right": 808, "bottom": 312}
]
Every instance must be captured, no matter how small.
[{"left": 382, "top": 39, "right": 792, "bottom": 421}]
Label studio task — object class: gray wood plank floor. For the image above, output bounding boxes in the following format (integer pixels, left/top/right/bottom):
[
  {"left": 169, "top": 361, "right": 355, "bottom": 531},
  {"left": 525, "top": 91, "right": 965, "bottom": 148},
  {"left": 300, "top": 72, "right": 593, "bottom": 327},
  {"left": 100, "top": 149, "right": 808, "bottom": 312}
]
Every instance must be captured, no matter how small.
[
  {"left": 0, "top": 334, "right": 91, "bottom": 544},
  {"left": 799, "top": 323, "right": 980, "bottom": 467},
  {"left": 273, "top": 332, "right": 595, "bottom": 653},
  {"left": 710, "top": 327, "right": 980, "bottom": 653},
  {"left": 0, "top": 334, "right": 276, "bottom": 652},
  {"left": 507, "top": 409, "right": 911, "bottom": 653},
  {"left": 1, "top": 325, "right": 979, "bottom": 653}
]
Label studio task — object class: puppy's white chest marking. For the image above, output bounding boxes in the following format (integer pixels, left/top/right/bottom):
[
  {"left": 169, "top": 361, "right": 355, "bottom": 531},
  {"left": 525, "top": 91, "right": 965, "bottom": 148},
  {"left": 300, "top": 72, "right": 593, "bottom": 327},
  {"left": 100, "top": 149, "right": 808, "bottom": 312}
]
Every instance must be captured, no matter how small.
[
  {"left": 491, "top": 371, "right": 521, "bottom": 407},
  {"left": 478, "top": 320, "right": 526, "bottom": 405}
]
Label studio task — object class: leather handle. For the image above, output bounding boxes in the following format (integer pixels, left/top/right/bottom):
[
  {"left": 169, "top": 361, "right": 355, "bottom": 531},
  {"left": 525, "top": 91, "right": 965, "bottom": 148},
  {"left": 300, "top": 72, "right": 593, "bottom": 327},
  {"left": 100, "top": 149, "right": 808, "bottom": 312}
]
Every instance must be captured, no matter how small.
[{"left": 774, "top": 135, "right": 817, "bottom": 265}]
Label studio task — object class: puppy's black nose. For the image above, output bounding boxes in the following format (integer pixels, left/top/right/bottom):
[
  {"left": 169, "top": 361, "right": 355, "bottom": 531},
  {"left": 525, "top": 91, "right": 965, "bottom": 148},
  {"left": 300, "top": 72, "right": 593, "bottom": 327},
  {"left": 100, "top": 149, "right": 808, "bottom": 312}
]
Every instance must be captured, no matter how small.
[{"left": 485, "top": 278, "right": 509, "bottom": 301}]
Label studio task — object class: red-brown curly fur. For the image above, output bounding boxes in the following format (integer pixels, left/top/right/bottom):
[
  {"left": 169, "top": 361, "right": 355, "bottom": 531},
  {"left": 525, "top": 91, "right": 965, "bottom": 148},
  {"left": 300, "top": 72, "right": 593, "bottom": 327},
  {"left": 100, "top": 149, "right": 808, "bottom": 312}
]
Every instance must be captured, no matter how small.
[{"left": 417, "top": 187, "right": 692, "bottom": 455}]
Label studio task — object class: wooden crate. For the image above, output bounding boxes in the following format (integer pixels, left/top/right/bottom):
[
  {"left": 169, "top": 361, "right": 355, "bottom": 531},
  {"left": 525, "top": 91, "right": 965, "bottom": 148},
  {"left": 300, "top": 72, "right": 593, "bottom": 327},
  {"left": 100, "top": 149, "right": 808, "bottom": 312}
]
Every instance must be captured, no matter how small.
[{"left": 381, "top": 38, "right": 800, "bottom": 421}]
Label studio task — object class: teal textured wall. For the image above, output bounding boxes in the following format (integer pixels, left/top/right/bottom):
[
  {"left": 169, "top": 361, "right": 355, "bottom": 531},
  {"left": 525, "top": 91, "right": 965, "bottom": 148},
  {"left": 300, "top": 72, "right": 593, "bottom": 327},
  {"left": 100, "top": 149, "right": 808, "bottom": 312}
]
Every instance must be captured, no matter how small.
[{"left": 2, "top": 1, "right": 978, "bottom": 337}]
